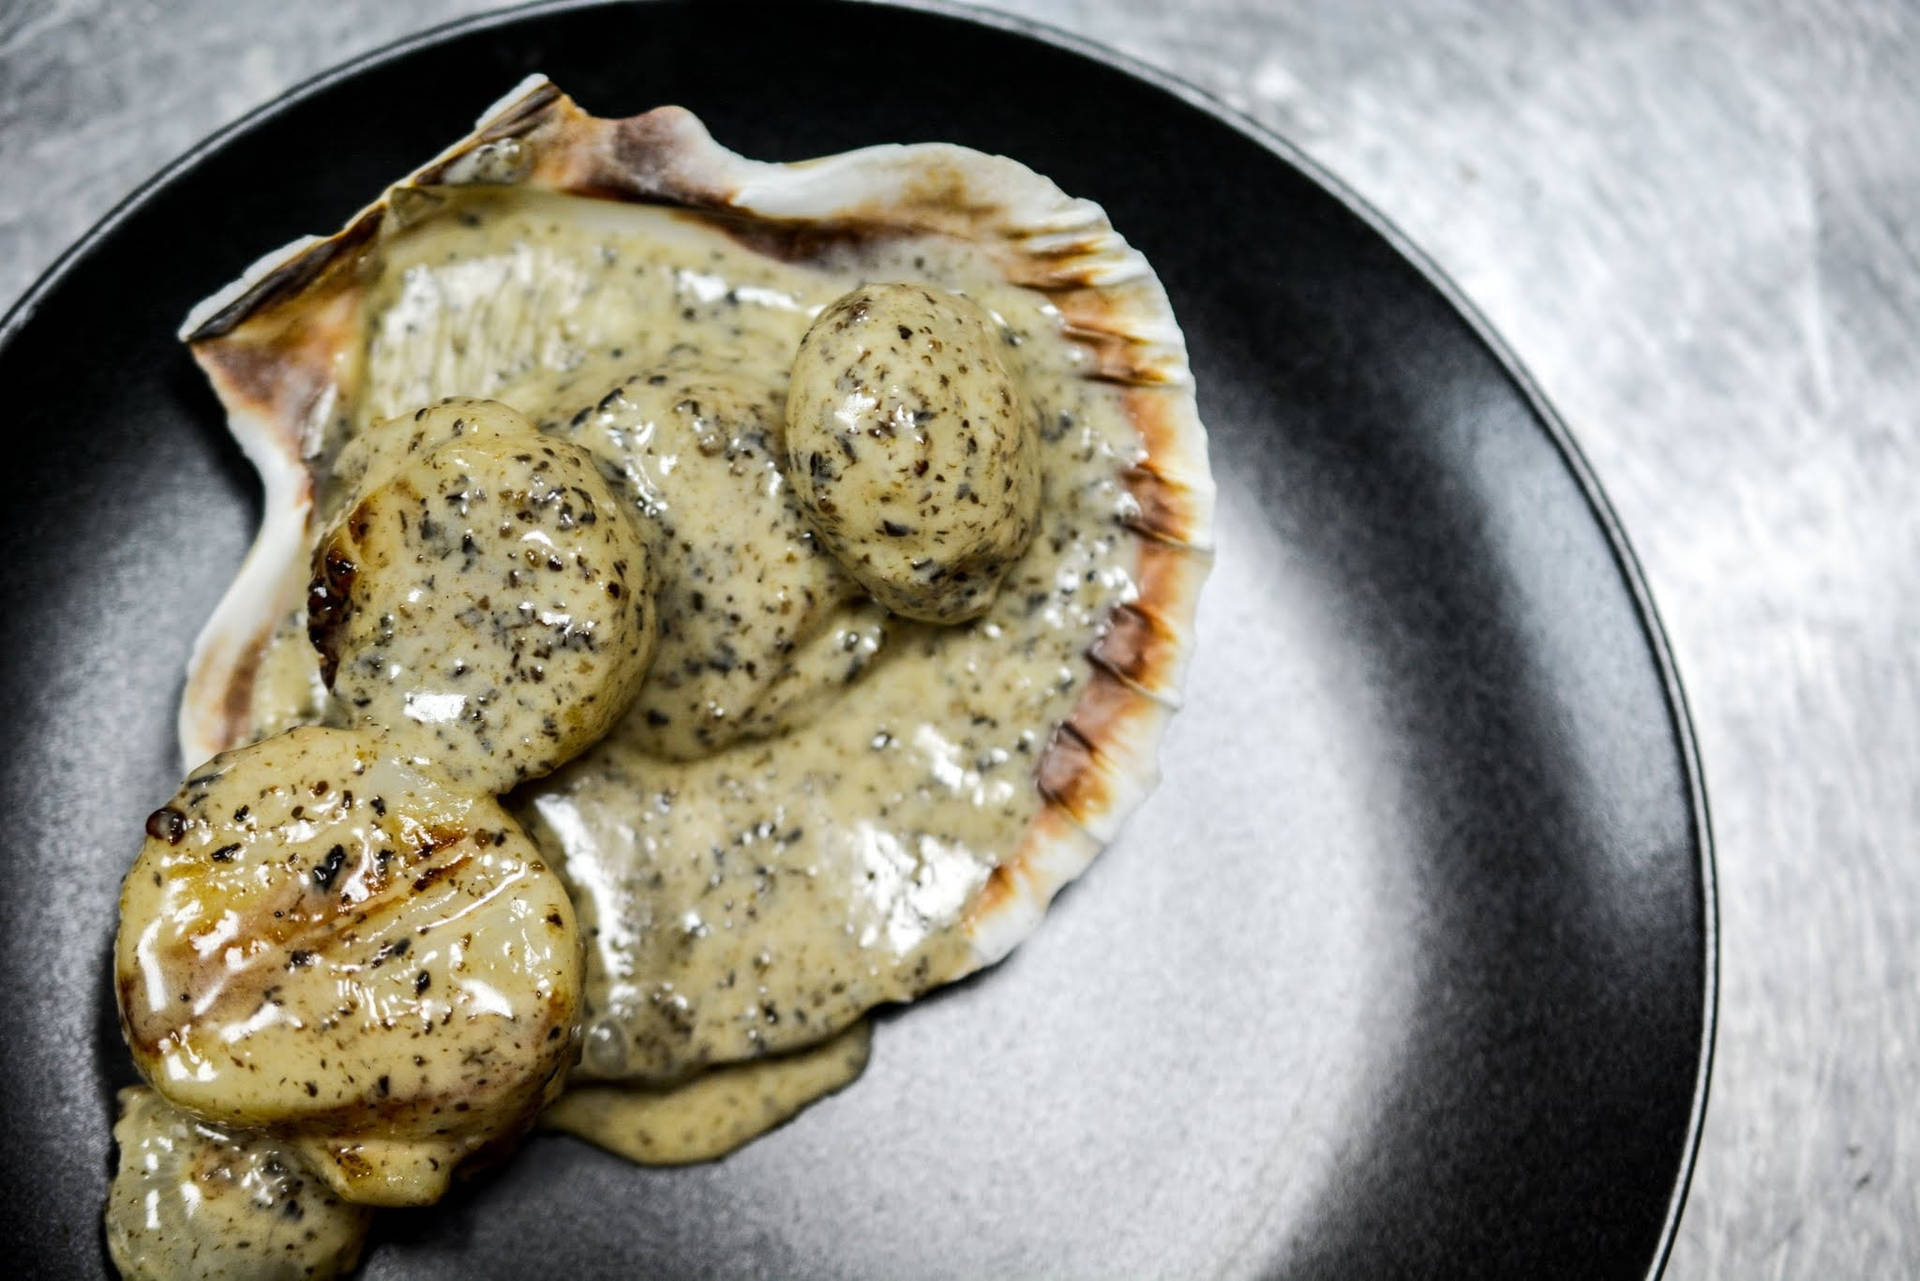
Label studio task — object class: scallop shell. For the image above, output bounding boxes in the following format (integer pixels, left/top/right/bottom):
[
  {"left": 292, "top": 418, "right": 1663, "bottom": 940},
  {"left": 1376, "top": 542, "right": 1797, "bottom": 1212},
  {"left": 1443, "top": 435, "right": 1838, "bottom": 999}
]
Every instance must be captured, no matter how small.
[{"left": 178, "top": 75, "right": 1213, "bottom": 982}]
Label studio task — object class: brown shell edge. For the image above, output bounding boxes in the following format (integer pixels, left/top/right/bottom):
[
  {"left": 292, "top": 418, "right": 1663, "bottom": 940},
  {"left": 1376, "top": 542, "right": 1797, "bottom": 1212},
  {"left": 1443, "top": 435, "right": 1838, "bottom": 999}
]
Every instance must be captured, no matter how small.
[{"left": 175, "top": 76, "right": 1216, "bottom": 974}]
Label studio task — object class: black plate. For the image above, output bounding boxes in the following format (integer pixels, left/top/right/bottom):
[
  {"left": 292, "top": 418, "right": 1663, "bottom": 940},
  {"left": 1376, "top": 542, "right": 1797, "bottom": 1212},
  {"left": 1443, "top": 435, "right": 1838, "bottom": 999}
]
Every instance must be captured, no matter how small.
[{"left": 0, "top": 2, "right": 1713, "bottom": 1276}]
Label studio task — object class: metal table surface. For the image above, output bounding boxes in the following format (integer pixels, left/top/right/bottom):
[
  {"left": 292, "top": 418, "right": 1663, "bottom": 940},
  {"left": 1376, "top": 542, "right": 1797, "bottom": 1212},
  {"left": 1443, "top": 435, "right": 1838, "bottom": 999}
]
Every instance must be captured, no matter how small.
[{"left": 3, "top": 0, "right": 1914, "bottom": 1275}]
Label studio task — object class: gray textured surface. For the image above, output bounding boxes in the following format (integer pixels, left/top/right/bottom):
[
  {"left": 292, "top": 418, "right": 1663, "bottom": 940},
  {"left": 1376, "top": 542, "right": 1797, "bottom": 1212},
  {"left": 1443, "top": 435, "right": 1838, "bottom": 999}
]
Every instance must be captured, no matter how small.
[{"left": 4, "top": 0, "right": 1916, "bottom": 1275}]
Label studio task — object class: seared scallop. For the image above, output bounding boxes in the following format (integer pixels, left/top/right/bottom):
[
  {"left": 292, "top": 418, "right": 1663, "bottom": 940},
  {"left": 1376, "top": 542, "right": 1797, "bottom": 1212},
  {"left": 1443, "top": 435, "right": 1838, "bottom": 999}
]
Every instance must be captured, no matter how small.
[
  {"left": 784, "top": 283, "right": 1041, "bottom": 623},
  {"left": 552, "top": 359, "right": 891, "bottom": 759},
  {"left": 106, "top": 1086, "right": 372, "bottom": 1281},
  {"left": 115, "top": 726, "right": 583, "bottom": 1206},
  {"left": 308, "top": 400, "right": 656, "bottom": 792}
]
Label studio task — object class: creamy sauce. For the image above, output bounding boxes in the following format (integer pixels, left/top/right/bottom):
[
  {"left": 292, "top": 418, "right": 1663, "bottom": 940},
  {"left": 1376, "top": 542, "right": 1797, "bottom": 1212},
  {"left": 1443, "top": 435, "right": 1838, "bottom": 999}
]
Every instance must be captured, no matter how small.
[
  {"left": 247, "top": 189, "right": 1142, "bottom": 1131},
  {"left": 544, "top": 1020, "right": 871, "bottom": 1165}
]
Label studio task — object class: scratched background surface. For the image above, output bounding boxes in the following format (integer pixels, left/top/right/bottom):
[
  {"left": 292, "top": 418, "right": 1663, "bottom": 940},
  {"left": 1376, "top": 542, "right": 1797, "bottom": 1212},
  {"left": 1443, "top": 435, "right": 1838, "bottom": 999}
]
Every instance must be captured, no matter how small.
[{"left": 4, "top": 0, "right": 1915, "bottom": 1275}]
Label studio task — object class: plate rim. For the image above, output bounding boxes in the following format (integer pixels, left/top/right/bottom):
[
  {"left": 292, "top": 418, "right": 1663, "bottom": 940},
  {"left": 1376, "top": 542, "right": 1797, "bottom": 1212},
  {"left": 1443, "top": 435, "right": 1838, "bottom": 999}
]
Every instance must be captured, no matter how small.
[{"left": 0, "top": 1, "right": 1717, "bottom": 1276}]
